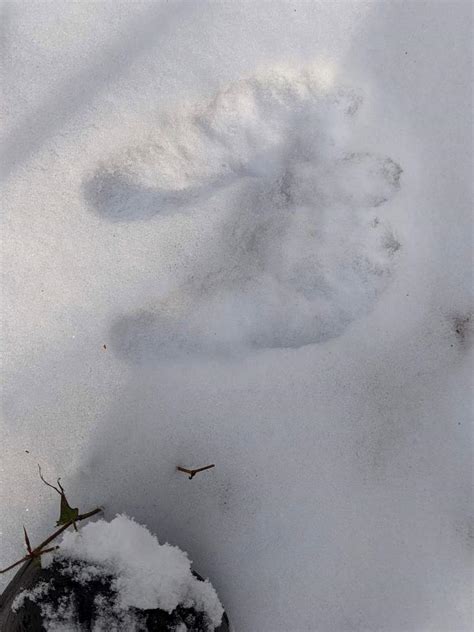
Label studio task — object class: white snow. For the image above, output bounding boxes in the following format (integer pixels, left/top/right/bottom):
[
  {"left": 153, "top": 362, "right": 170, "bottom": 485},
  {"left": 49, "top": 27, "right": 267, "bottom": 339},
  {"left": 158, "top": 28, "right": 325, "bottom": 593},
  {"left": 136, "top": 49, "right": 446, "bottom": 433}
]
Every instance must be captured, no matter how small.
[
  {"left": 1, "top": 1, "right": 472, "bottom": 631},
  {"left": 11, "top": 580, "right": 51, "bottom": 612}
]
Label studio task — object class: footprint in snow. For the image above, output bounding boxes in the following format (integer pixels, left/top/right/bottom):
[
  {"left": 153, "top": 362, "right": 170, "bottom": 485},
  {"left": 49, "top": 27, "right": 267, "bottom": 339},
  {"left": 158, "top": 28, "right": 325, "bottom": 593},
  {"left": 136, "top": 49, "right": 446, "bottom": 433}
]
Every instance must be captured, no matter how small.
[{"left": 84, "top": 65, "right": 403, "bottom": 357}]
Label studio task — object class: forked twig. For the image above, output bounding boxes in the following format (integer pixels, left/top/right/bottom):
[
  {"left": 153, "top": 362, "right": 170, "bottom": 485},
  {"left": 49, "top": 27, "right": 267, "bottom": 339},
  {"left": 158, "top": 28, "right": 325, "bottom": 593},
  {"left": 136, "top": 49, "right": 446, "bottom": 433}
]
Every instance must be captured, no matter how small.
[
  {"left": 0, "top": 507, "right": 102, "bottom": 574},
  {"left": 1, "top": 467, "right": 102, "bottom": 575},
  {"left": 176, "top": 464, "right": 215, "bottom": 480}
]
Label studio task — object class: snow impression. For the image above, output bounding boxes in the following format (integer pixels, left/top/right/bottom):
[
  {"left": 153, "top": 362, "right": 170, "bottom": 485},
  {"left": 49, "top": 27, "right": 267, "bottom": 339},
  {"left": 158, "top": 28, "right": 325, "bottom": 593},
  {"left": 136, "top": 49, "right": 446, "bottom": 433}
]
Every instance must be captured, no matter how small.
[
  {"left": 2, "top": 4, "right": 471, "bottom": 632},
  {"left": 13, "top": 515, "right": 224, "bottom": 631},
  {"left": 84, "top": 66, "right": 402, "bottom": 359}
]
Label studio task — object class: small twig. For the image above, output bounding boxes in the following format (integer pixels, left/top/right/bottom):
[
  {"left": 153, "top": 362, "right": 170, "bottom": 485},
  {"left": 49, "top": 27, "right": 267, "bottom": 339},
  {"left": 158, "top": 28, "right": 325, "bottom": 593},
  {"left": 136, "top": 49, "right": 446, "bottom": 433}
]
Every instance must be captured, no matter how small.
[
  {"left": 37, "top": 546, "right": 59, "bottom": 555},
  {"left": 0, "top": 507, "right": 102, "bottom": 574},
  {"left": 36, "top": 507, "right": 102, "bottom": 553},
  {"left": 176, "top": 464, "right": 215, "bottom": 480},
  {"left": 2, "top": 467, "right": 102, "bottom": 575},
  {"left": 0, "top": 556, "right": 30, "bottom": 575}
]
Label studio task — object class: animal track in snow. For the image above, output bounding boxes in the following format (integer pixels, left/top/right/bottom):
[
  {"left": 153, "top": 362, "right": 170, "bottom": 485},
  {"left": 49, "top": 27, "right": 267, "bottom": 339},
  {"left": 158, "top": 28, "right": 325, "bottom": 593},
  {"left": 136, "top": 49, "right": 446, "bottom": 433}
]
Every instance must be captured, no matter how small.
[{"left": 85, "top": 66, "right": 403, "bottom": 356}]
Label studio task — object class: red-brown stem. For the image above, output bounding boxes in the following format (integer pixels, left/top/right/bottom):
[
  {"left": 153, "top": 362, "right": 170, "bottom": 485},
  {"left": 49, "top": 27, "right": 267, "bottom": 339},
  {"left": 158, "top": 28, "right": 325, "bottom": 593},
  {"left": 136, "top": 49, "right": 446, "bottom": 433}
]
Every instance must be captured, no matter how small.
[
  {"left": 0, "top": 507, "right": 102, "bottom": 574},
  {"left": 0, "top": 556, "right": 30, "bottom": 574}
]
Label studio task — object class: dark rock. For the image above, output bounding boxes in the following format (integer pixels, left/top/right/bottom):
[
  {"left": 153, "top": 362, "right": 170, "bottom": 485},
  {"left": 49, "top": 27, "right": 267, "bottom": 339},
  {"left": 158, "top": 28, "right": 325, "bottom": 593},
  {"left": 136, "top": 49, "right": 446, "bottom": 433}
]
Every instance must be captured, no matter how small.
[{"left": 0, "top": 560, "right": 230, "bottom": 632}]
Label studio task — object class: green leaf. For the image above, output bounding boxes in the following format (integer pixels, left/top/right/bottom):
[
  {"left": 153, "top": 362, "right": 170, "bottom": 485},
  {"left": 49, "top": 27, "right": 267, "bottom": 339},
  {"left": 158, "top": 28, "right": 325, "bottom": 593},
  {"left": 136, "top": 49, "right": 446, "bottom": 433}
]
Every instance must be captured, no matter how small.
[
  {"left": 56, "top": 494, "right": 79, "bottom": 526},
  {"left": 38, "top": 465, "right": 80, "bottom": 527}
]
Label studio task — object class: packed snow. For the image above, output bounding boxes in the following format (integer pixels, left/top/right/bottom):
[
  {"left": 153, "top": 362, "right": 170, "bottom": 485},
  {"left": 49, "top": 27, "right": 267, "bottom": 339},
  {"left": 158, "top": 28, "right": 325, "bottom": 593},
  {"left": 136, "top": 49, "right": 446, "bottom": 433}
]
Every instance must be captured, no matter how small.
[{"left": 1, "top": 1, "right": 472, "bottom": 631}]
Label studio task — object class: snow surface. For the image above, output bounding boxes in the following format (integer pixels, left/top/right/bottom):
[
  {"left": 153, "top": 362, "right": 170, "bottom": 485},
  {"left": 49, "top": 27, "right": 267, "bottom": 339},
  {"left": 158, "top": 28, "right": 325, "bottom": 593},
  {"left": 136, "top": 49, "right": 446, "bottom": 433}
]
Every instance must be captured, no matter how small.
[{"left": 1, "top": 1, "right": 472, "bottom": 631}]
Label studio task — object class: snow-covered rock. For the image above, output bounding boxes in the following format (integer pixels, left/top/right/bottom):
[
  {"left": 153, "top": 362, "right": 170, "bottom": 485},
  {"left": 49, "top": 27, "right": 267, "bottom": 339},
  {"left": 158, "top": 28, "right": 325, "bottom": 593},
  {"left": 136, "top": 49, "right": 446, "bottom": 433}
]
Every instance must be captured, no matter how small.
[{"left": 8, "top": 515, "right": 225, "bottom": 632}]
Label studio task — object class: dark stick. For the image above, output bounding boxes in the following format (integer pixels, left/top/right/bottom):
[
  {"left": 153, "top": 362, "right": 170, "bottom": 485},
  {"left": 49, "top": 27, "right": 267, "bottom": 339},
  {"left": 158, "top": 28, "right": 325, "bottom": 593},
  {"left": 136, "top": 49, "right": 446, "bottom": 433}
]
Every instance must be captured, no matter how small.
[{"left": 176, "top": 464, "right": 215, "bottom": 480}]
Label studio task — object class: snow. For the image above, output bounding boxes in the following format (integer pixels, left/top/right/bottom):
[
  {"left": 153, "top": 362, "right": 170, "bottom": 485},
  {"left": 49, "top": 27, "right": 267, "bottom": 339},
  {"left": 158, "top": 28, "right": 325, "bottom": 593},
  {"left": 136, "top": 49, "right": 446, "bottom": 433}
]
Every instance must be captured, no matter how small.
[
  {"left": 12, "top": 580, "right": 51, "bottom": 612},
  {"left": 1, "top": 1, "right": 472, "bottom": 631}
]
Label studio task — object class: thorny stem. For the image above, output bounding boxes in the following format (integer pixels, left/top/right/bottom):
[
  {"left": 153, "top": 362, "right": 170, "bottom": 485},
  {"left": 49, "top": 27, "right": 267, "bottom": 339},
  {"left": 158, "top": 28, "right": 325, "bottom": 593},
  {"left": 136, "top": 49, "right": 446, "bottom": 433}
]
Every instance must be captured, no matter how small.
[
  {"left": 177, "top": 464, "right": 215, "bottom": 480},
  {"left": 0, "top": 507, "right": 102, "bottom": 575}
]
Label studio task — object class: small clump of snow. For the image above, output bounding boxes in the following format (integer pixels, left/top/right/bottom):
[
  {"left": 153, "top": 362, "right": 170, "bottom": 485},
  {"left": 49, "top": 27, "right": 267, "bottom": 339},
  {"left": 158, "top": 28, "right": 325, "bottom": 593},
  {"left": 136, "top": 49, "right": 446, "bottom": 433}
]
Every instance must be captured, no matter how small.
[{"left": 12, "top": 581, "right": 51, "bottom": 612}]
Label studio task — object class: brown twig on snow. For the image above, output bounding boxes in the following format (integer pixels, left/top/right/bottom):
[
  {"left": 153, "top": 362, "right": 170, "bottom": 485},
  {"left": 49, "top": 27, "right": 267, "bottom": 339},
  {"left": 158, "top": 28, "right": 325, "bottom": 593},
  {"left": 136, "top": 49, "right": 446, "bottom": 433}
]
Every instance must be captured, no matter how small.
[
  {"left": 0, "top": 507, "right": 102, "bottom": 575},
  {"left": 1, "top": 467, "right": 102, "bottom": 576},
  {"left": 38, "top": 464, "right": 81, "bottom": 530},
  {"left": 176, "top": 464, "right": 215, "bottom": 480}
]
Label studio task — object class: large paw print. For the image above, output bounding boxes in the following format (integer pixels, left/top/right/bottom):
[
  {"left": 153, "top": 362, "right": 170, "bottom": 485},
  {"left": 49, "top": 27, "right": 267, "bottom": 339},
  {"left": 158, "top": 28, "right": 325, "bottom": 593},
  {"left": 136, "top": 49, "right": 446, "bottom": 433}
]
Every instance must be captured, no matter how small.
[{"left": 85, "top": 66, "right": 402, "bottom": 358}]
